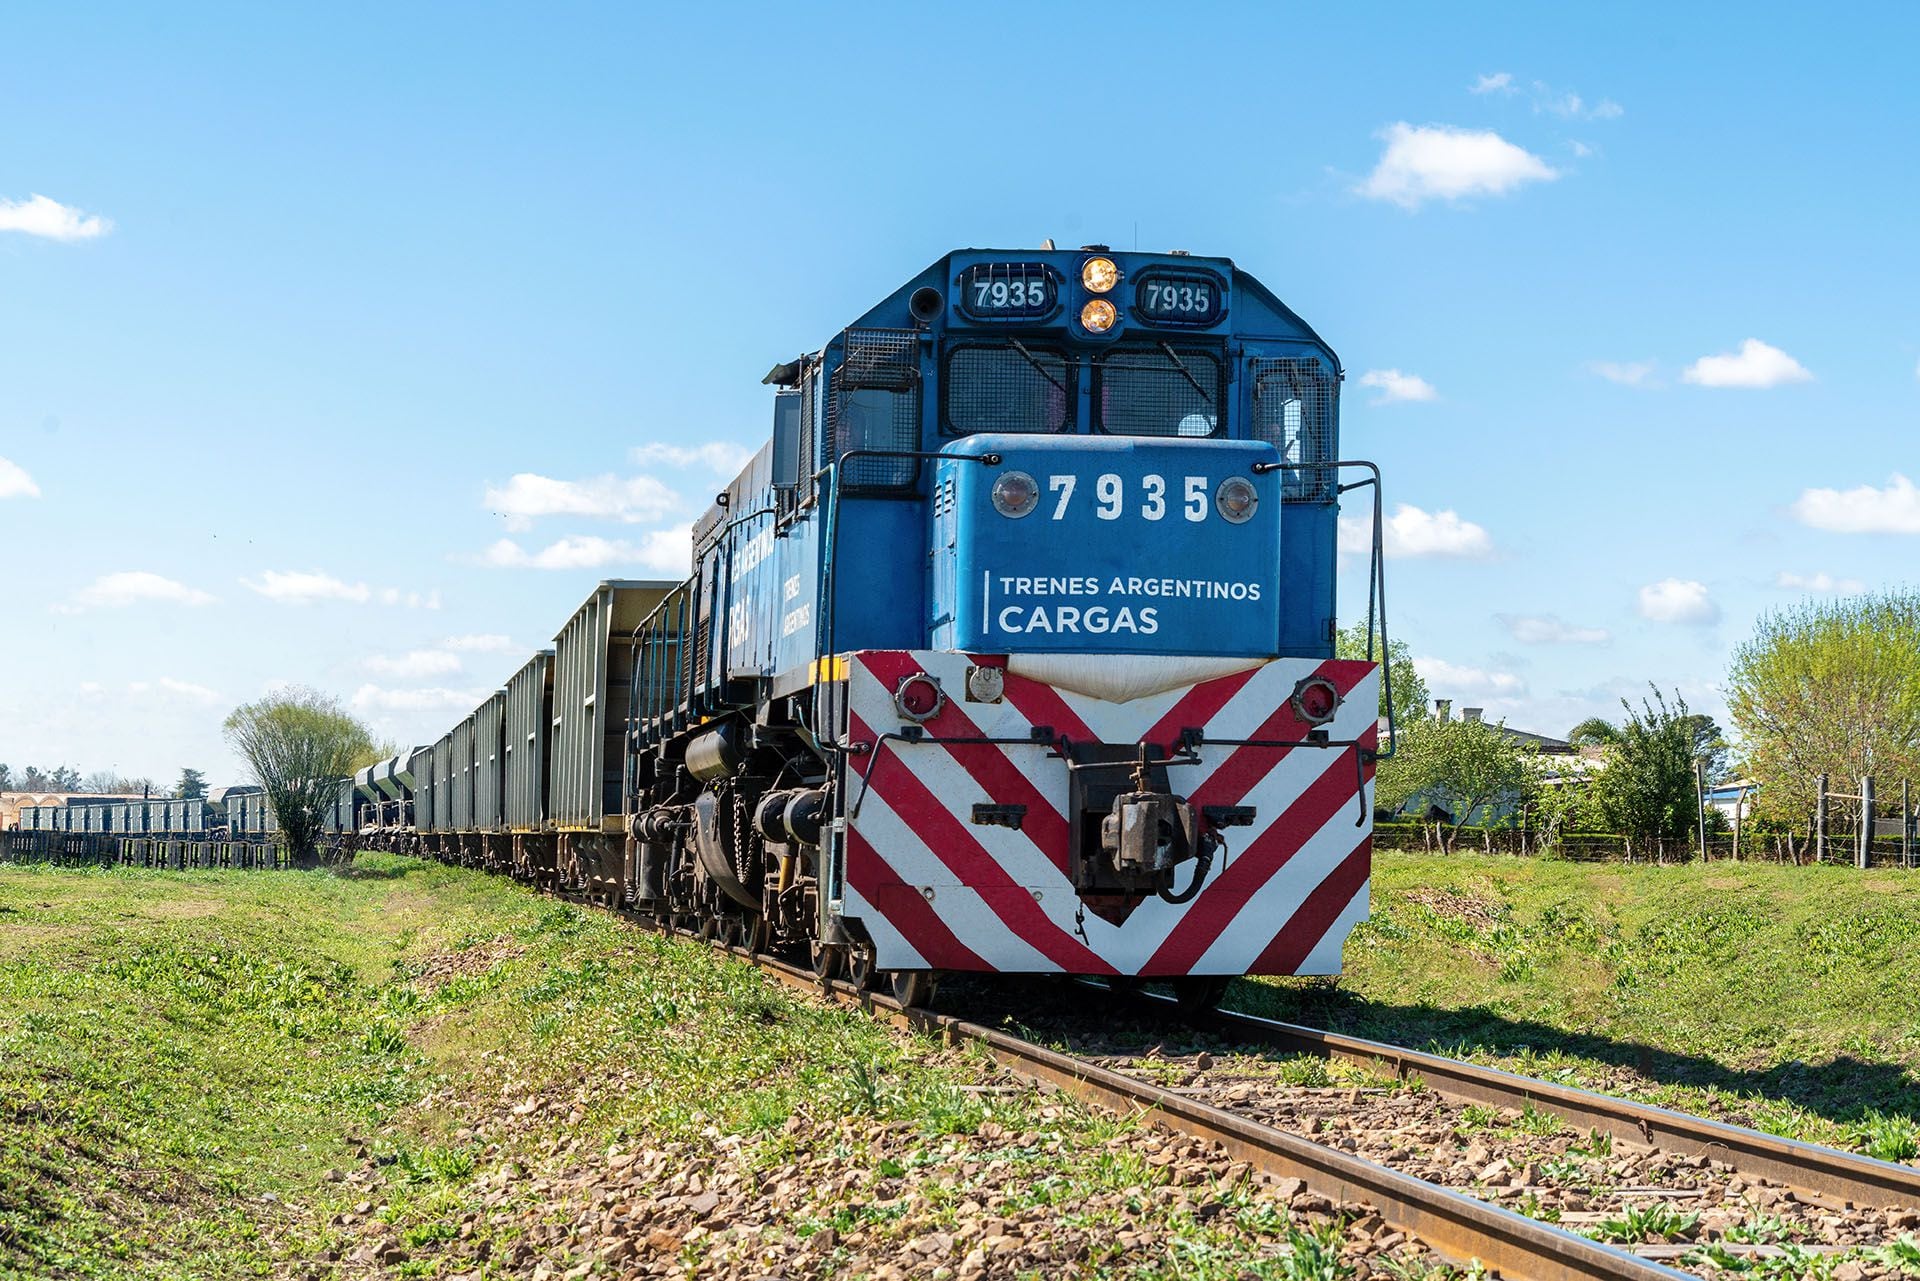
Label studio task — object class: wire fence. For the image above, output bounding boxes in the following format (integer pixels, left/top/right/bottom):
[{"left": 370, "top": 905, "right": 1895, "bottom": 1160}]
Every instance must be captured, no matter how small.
[{"left": 1376, "top": 774, "right": 1918, "bottom": 868}]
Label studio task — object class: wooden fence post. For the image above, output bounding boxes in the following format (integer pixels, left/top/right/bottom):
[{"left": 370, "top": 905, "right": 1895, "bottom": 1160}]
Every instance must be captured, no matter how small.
[
  {"left": 1904, "top": 779, "right": 1913, "bottom": 868},
  {"left": 1815, "top": 774, "right": 1829, "bottom": 863},
  {"left": 1695, "top": 759, "right": 1709, "bottom": 862}
]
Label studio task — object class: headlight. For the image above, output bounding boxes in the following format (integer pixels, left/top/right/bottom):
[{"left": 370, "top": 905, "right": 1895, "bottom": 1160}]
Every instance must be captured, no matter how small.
[
  {"left": 1215, "top": 475, "right": 1258, "bottom": 523},
  {"left": 1081, "top": 256, "right": 1118, "bottom": 293},
  {"left": 991, "top": 470, "right": 1040, "bottom": 518},
  {"left": 1080, "top": 299, "right": 1117, "bottom": 333}
]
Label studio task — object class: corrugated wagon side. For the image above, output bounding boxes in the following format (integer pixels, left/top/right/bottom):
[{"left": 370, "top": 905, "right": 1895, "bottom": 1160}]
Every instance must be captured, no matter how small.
[
  {"left": 504, "top": 650, "right": 555, "bottom": 881},
  {"left": 551, "top": 580, "right": 675, "bottom": 899}
]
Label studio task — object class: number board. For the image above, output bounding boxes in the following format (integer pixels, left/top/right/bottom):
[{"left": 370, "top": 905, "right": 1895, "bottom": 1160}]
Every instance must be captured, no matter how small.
[
  {"left": 1133, "top": 271, "right": 1224, "bottom": 326},
  {"left": 959, "top": 263, "right": 1059, "bottom": 320}
]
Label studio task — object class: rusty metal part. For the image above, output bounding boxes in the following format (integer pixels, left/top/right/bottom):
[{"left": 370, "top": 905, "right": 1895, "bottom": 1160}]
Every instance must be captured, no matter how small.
[
  {"left": 1179, "top": 998, "right": 1920, "bottom": 1214},
  {"left": 704, "top": 940, "right": 1686, "bottom": 1281}
]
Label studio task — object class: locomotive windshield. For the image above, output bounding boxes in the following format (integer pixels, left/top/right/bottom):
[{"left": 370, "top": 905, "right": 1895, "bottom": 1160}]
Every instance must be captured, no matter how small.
[{"left": 939, "top": 338, "right": 1225, "bottom": 438}]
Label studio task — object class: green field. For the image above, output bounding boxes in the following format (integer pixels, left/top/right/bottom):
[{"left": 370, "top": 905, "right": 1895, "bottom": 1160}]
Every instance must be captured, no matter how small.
[
  {"left": 0, "top": 857, "right": 1400, "bottom": 1281},
  {"left": 5, "top": 853, "right": 1919, "bottom": 1279},
  {"left": 1245, "top": 853, "right": 1920, "bottom": 1159}
]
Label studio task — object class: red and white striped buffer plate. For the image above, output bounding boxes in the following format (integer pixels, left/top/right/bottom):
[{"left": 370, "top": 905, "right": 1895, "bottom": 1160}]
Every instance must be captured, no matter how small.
[{"left": 840, "top": 651, "right": 1381, "bottom": 977}]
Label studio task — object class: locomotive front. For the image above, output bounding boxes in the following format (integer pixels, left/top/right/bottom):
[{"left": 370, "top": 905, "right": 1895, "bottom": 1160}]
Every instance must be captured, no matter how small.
[{"left": 629, "top": 246, "right": 1387, "bottom": 1008}]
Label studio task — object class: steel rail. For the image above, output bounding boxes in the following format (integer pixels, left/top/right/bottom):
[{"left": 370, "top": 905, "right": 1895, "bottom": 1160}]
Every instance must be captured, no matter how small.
[
  {"left": 694, "top": 939, "right": 1687, "bottom": 1281},
  {"left": 1169, "top": 997, "right": 1920, "bottom": 1213}
]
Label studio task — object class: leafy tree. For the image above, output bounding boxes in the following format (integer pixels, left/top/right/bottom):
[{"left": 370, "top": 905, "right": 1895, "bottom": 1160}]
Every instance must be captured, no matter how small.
[
  {"left": 20, "top": 766, "right": 50, "bottom": 791},
  {"left": 1377, "top": 714, "right": 1529, "bottom": 850},
  {"left": 1589, "top": 686, "right": 1701, "bottom": 848},
  {"left": 1678, "top": 713, "right": 1731, "bottom": 783},
  {"left": 49, "top": 766, "right": 80, "bottom": 791},
  {"left": 1727, "top": 592, "right": 1920, "bottom": 827},
  {"left": 222, "top": 687, "right": 377, "bottom": 868},
  {"left": 175, "top": 768, "right": 208, "bottom": 800},
  {"left": 1566, "top": 717, "right": 1620, "bottom": 749},
  {"left": 1335, "top": 621, "right": 1431, "bottom": 734}
]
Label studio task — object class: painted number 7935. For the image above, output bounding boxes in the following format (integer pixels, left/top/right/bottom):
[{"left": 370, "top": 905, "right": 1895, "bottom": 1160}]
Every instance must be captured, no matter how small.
[{"left": 1046, "top": 474, "right": 1210, "bottom": 522}]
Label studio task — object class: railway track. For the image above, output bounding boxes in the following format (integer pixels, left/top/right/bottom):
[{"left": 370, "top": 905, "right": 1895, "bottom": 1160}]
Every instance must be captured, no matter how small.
[
  {"left": 663, "top": 934, "right": 1672, "bottom": 1280},
  {"left": 641, "top": 928, "right": 1920, "bottom": 1280}
]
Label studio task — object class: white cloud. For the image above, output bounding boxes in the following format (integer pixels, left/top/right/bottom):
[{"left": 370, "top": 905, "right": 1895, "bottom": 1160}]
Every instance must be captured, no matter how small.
[
  {"left": 483, "top": 472, "right": 679, "bottom": 532},
  {"left": 441, "top": 633, "right": 515, "bottom": 653},
  {"left": 1344, "top": 504, "right": 1494, "bottom": 559},
  {"left": 1415, "top": 656, "right": 1527, "bottom": 699},
  {"left": 242, "top": 569, "right": 372, "bottom": 604},
  {"left": 0, "top": 193, "right": 112, "bottom": 241},
  {"left": 1357, "top": 122, "right": 1559, "bottom": 209},
  {"left": 350, "top": 684, "right": 486, "bottom": 714},
  {"left": 1775, "top": 570, "right": 1866, "bottom": 594},
  {"left": 365, "top": 650, "right": 463, "bottom": 679},
  {"left": 0, "top": 456, "right": 40, "bottom": 499},
  {"left": 1356, "top": 368, "right": 1437, "bottom": 404},
  {"left": 1790, "top": 474, "right": 1920, "bottom": 534},
  {"left": 630, "top": 441, "right": 756, "bottom": 475},
  {"left": 1531, "top": 82, "right": 1623, "bottom": 120},
  {"left": 480, "top": 527, "right": 691, "bottom": 574},
  {"left": 1637, "top": 578, "right": 1719, "bottom": 625},
  {"left": 1681, "top": 339, "right": 1812, "bottom": 389},
  {"left": 55, "top": 571, "right": 215, "bottom": 613},
  {"left": 126, "top": 677, "right": 222, "bottom": 705},
  {"left": 1497, "top": 614, "right": 1612, "bottom": 645},
  {"left": 1470, "top": 72, "right": 1515, "bottom": 95},
  {"left": 378, "top": 587, "right": 441, "bottom": 609},
  {"left": 1588, "top": 360, "right": 1657, "bottom": 387}
]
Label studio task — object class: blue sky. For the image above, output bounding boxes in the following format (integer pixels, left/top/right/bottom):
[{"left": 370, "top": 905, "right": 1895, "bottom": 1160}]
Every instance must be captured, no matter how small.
[{"left": 3, "top": 3, "right": 1917, "bottom": 785}]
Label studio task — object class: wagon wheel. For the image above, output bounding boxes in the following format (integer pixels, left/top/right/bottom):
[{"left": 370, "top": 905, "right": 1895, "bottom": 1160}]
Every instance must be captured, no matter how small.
[{"left": 741, "top": 914, "right": 771, "bottom": 956}]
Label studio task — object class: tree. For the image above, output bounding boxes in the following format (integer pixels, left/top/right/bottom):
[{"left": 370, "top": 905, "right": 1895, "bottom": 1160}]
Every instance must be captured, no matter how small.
[
  {"left": 1566, "top": 717, "right": 1620, "bottom": 749},
  {"left": 1335, "top": 621, "right": 1431, "bottom": 736},
  {"left": 1678, "top": 713, "right": 1731, "bottom": 783},
  {"left": 175, "top": 768, "right": 208, "bottom": 800},
  {"left": 1727, "top": 592, "right": 1920, "bottom": 828},
  {"left": 1589, "top": 686, "right": 1700, "bottom": 849},
  {"left": 1377, "top": 714, "right": 1530, "bottom": 850},
  {"left": 49, "top": 766, "right": 80, "bottom": 791},
  {"left": 20, "top": 766, "right": 50, "bottom": 792},
  {"left": 222, "top": 687, "right": 378, "bottom": 868},
  {"left": 0, "top": 764, "right": 10, "bottom": 791}
]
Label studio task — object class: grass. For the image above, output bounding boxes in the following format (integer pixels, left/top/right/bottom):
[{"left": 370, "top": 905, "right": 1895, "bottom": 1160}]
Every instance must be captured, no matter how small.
[
  {"left": 0, "top": 855, "right": 1476, "bottom": 1280},
  {"left": 1236, "top": 853, "right": 1920, "bottom": 1156}
]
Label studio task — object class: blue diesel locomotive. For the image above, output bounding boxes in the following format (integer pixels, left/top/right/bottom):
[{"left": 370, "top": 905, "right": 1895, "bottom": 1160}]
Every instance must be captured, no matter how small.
[{"left": 595, "top": 245, "right": 1391, "bottom": 1009}]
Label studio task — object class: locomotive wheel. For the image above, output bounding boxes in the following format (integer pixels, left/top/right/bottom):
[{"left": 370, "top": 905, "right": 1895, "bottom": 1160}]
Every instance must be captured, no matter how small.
[
  {"left": 888, "top": 970, "right": 936, "bottom": 1010},
  {"left": 1172, "top": 975, "right": 1232, "bottom": 1017},
  {"left": 742, "top": 915, "right": 770, "bottom": 955},
  {"left": 808, "top": 940, "right": 841, "bottom": 982},
  {"left": 846, "top": 945, "right": 879, "bottom": 992}
]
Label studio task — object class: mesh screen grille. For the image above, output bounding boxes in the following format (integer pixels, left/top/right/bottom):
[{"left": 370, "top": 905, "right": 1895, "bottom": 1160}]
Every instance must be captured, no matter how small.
[
  {"left": 1094, "top": 344, "right": 1224, "bottom": 437},
  {"left": 832, "top": 329, "right": 920, "bottom": 489},
  {"left": 1252, "top": 358, "right": 1337, "bottom": 501},
  {"left": 942, "top": 342, "right": 1074, "bottom": 435},
  {"left": 798, "top": 361, "right": 820, "bottom": 505}
]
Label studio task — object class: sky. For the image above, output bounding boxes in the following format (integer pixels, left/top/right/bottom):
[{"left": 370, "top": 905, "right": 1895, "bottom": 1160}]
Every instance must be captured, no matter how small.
[{"left": 3, "top": 3, "right": 1917, "bottom": 786}]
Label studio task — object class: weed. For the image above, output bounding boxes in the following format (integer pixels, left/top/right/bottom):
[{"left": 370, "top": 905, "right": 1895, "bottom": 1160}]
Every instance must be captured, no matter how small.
[
  {"left": 1849, "top": 1110, "right": 1920, "bottom": 1163},
  {"left": 1590, "top": 1201, "right": 1699, "bottom": 1244},
  {"left": 1275, "top": 1217, "right": 1356, "bottom": 1280},
  {"left": 1569, "top": 1128, "right": 1614, "bottom": 1158}
]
